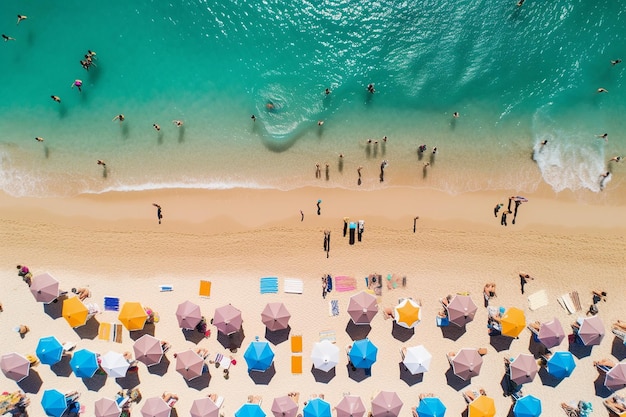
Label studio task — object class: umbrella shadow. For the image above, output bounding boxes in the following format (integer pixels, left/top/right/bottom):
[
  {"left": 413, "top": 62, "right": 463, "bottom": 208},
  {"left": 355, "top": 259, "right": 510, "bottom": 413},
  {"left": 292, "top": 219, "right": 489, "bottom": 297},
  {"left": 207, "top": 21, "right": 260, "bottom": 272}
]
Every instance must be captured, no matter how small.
[
  {"left": 74, "top": 317, "right": 100, "bottom": 340},
  {"left": 130, "top": 323, "right": 155, "bottom": 341},
  {"left": 440, "top": 324, "right": 466, "bottom": 341},
  {"left": 248, "top": 363, "right": 276, "bottom": 385},
  {"left": 265, "top": 326, "right": 291, "bottom": 345},
  {"left": 391, "top": 322, "right": 414, "bottom": 342},
  {"left": 444, "top": 367, "right": 470, "bottom": 390},
  {"left": 612, "top": 336, "right": 626, "bottom": 361},
  {"left": 345, "top": 321, "right": 371, "bottom": 341},
  {"left": 17, "top": 369, "right": 43, "bottom": 393},
  {"left": 147, "top": 355, "right": 170, "bottom": 376},
  {"left": 537, "top": 367, "right": 562, "bottom": 387},
  {"left": 186, "top": 370, "right": 212, "bottom": 390},
  {"left": 116, "top": 369, "right": 141, "bottom": 390},
  {"left": 170, "top": 409, "right": 180, "bottom": 417},
  {"left": 183, "top": 328, "right": 206, "bottom": 345},
  {"left": 311, "top": 366, "right": 336, "bottom": 383},
  {"left": 490, "top": 335, "right": 514, "bottom": 352},
  {"left": 346, "top": 364, "right": 369, "bottom": 382},
  {"left": 594, "top": 373, "right": 613, "bottom": 398},
  {"left": 217, "top": 329, "right": 245, "bottom": 351},
  {"left": 50, "top": 355, "right": 73, "bottom": 377},
  {"left": 527, "top": 335, "right": 546, "bottom": 358},
  {"left": 43, "top": 298, "right": 64, "bottom": 319},
  {"left": 398, "top": 362, "right": 423, "bottom": 386},
  {"left": 82, "top": 373, "right": 107, "bottom": 392},
  {"left": 568, "top": 340, "right": 593, "bottom": 359}
]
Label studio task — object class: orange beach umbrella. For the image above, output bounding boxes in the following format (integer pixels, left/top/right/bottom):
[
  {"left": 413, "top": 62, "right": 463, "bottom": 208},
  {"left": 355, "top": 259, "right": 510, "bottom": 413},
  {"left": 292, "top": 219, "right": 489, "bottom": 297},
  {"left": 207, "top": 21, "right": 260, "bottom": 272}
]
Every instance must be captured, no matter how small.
[
  {"left": 501, "top": 308, "right": 526, "bottom": 338},
  {"left": 119, "top": 302, "right": 148, "bottom": 331},
  {"left": 62, "top": 297, "right": 89, "bottom": 328},
  {"left": 468, "top": 395, "right": 496, "bottom": 417}
]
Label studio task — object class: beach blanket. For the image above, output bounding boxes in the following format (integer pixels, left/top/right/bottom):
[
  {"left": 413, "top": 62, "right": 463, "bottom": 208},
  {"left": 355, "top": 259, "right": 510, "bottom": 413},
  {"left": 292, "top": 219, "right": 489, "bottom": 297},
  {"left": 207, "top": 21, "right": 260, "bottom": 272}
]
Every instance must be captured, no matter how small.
[
  {"left": 104, "top": 297, "right": 120, "bottom": 312},
  {"left": 528, "top": 290, "right": 549, "bottom": 311},
  {"left": 260, "top": 277, "right": 279, "bottom": 294},
  {"left": 98, "top": 322, "right": 123, "bottom": 343},
  {"left": 319, "top": 330, "right": 336, "bottom": 343},
  {"left": 329, "top": 300, "right": 339, "bottom": 317},
  {"left": 335, "top": 276, "right": 357, "bottom": 292},
  {"left": 284, "top": 279, "right": 304, "bottom": 294}
]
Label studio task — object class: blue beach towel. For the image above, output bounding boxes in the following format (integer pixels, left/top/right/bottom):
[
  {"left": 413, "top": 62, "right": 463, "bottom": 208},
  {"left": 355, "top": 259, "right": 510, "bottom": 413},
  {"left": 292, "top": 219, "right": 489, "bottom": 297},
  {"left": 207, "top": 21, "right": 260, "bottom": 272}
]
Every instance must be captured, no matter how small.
[
  {"left": 326, "top": 275, "right": 333, "bottom": 292},
  {"left": 330, "top": 300, "right": 339, "bottom": 317},
  {"left": 104, "top": 297, "right": 120, "bottom": 312},
  {"left": 260, "top": 277, "right": 279, "bottom": 294}
]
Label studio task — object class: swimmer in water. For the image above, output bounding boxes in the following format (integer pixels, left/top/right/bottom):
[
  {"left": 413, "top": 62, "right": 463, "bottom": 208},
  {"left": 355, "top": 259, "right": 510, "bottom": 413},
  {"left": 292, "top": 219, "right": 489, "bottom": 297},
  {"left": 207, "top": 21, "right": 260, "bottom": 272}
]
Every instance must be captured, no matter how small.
[
  {"left": 112, "top": 114, "right": 125, "bottom": 122},
  {"left": 35, "top": 137, "right": 44, "bottom": 142},
  {"left": 51, "top": 95, "right": 61, "bottom": 103},
  {"left": 17, "top": 15, "right": 27, "bottom": 25},
  {"left": 597, "top": 88, "right": 608, "bottom": 93},
  {"left": 596, "top": 133, "right": 608, "bottom": 142},
  {"left": 172, "top": 120, "right": 184, "bottom": 127},
  {"left": 153, "top": 123, "right": 161, "bottom": 131},
  {"left": 609, "top": 156, "right": 623, "bottom": 163},
  {"left": 611, "top": 59, "right": 622, "bottom": 66},
  {"left": 2, "top": 34, "right": 16, "bottom": 41},
  {"left": 72, "top": 80, "right": 83, "bottom": 92}
]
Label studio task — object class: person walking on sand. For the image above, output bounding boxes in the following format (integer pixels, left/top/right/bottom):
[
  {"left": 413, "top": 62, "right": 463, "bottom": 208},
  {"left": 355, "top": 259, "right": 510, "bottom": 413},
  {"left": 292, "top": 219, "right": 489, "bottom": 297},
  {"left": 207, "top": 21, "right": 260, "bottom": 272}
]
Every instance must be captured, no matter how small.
[
  {"left": 501, "top": 210, "right": 510, "bottom": 226},
  {"left": 494, "top": 203, "right": 503, "bottom": 218},
  {"left": 153, "top": 203, "right": 163, "bottom": 224},
  {"left": 512, "top": 199, "right": 522, "bottom": 225},
  {"left": 97, "top": 159, "right": 106, "bottom": 167},
  {"left": 519, "top": 272, "right": 534, "bottom": 295},
  {"left": 413, "top": 216, "right": 419, "bottom": 233},
  {"left": 112, "top": 114, "right": 125, "bottom": 122},
  {"left": 379, "top": 160, "right": 388, "bottom": 182},
  {"left": 317, "top": 199, "right": 322, "bottom": 215},
  {"left": 300, "top": 210, "right": 304, "bottom": 222},
  {"left": 51, "top": 95, "right": 61, "bottom": 103},
  {"left": 357, "top": 166, "right": 362, "bottom": 186}
]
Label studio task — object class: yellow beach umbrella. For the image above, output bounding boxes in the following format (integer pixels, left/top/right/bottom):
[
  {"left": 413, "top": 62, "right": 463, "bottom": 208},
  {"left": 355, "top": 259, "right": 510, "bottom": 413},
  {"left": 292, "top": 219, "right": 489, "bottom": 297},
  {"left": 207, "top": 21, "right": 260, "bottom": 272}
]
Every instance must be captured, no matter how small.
[
  {"left": 394, "top": 298, "right": 421, "bottom": 329},
  {"left": 62, "top": 297, "right": 89, "bottom": 328},
  {"left": 501, "top": 307, "right": 526, "bottom": 338},
  {"left": 468, "top": 395, "right": 496, "bottom": 417},
  {"left": 118, "top": 302, "right": 148, "bottom": 331}
]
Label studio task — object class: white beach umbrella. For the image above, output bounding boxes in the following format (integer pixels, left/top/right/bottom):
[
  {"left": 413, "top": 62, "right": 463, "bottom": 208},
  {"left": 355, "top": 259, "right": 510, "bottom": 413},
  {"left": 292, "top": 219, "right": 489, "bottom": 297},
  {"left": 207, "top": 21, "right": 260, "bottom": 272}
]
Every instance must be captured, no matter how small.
[
  {"left": 100, "top": 351, "right": 130, "bottom": 378},
  {"left": 402, "top": 345, "right": 432, "bottom": 374},
  {"left": 311, "top": 340, "right": 340, "bottom": 372}
]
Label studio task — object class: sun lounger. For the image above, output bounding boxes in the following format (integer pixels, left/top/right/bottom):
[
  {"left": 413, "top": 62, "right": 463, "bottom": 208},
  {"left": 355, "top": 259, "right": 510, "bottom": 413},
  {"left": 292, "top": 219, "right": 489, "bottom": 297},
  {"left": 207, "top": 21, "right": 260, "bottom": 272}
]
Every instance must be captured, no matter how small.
[
  {"left": 604, "top": 396, "right": 626, "bottom": 417},
  {"left": 528, "top": 290, "right": 549, "bottom": 311},
  {"left": 291, "top": 335, "right": 303, "bottom": 353},
  {"left": 558, "top": 293, "right": 577, "bottom": 314},
  {"left": 613, "top": 328, "right": 626, "bottom": 342},
  {"left": 291, "top": 356, "right": 303, "bottom": 374},
  {"left": 329, "top": 300, "right": 339, "bottom": 317},
  {"left": 199, "top": 280, "right": 212, "bottom": 298},
  {"left": 104, "top": 297, "right": 120, "bottom": 311},
  {"left": 335, "top": 276, "right": 357, "bottom": 292},
  {"left": 260, "top": 277, "right": 279, "bottom": 294},
  {"left": 284, "top": 279, "right": 303, "bottom": 294},
  {"left": 319, "top": 330, "right": 336, "bottom": 343}
]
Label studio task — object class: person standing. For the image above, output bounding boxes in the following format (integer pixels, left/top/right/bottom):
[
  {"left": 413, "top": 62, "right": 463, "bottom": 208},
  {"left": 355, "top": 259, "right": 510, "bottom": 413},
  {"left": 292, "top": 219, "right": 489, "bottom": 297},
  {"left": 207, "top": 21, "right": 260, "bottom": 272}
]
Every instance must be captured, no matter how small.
[
  {"left": 519, "top": 272, "right": 534, "bottom": 295},
  {"left": 494, "top": 203, "right": 503, "bottom": 218},
  {"left": 152, "top": 203, "right": 163, "bottom": 224},
  {"left": 501, "top": 210, "right": 510, "bottom": 226},
  {"left": 317, "top": 199, "right": 322, "bottom": 215},
  {"left": 512, "top": 200, "right": 522, "bottom": 225}
]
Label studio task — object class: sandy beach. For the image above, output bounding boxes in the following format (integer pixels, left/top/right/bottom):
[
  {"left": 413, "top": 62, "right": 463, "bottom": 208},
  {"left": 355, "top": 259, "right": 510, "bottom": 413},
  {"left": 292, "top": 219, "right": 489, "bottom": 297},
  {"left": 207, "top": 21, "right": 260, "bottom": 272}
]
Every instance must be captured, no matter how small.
[{"left": 1, "top": 186, "right": 625, "bottom": 417}]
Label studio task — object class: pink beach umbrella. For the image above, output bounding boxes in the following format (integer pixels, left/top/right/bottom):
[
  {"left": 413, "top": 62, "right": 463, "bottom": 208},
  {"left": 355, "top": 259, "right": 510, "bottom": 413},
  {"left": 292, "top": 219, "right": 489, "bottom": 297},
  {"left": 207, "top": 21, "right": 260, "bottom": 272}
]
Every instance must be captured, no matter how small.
[
  {"left": 508, "top": 353, "right": 538, "bottom": 385},
  {"left": 335, "top": 396, "right": 366, "bottom": 417},
  {"left": 213, "top": 304, "right": 243, "bottom": 335},
  {"left": 450, "top": 348, "right": 483, "bottom": 381},
  {"left": 347, "top": 291, "right": 378, "bottom": 325},
  {"left": 371, "top": 391, "right": 403, "bottom": 417},
  {"left": 606, "top": 363, "right": 626, "bottom": 391},
  {"left": 176, "top": 300, "right": 203, "bottom": 330},
  {"left": 271, "top": 395, "right": 299, "bottom": 417},
  {"left": 262, "top": 302, "right": 291, "bottom": 331},
  {"left": 537, "top": 318, "right": 565, "bottom": 348},
  {"left": 446, "top": 295, "right": 478, "bottom": 327},
  {"left": 141, "top": 397, "right": 171, "bottom": 417},
  {"left": 191, "top": 397, "right": 220, "bottom": 417},
  {"left": 133, "top": 334, "right": 164, "bottom": 367},
  {"left": 30, "top": 272, "right": 60, "bottom": 303},
  {"left": 0, "top": 352, "right": 30, "bottom": 382},
  {"left": 577, "top": 316, "right": 605, "bottom": 346},
  {"left": 94, "top": 397, "right": 122, "bottom": 417},
  {"left": 175, "top": 350, "right": 205, "bottom": 381}
]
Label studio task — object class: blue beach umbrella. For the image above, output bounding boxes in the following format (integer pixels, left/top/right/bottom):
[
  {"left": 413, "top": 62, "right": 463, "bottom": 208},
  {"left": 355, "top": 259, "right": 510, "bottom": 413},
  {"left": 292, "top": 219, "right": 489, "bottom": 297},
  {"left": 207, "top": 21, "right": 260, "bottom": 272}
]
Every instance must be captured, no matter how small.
[
  {"left": 349, "top": 339, "right": 378, "bottom": 369},
  {"left": 41, "top": 389, "right": 68, "bottom": 417},
  {"left": 547, "top": 351, "right": 576, "bottom": 379},
  {"left": 513, "top": 395, "right": 542, "bottom": 417},
  {"left": 416, "top": 397, "right": 446, "bottom": 417},
  {"left": 235, "top": 404, "right": 266, "bottom": 417},
  {"left": 303, "top": 399, "right": 332, "bottom": 417},
  {"left": 70, "top": 349, "right": 99, "bottom": 378},
  {"left": 36, "top": 336, "right": 64, "bottom": 365},
  {"left": 244, "top": 341, "right": 275, "bottom": 371}
]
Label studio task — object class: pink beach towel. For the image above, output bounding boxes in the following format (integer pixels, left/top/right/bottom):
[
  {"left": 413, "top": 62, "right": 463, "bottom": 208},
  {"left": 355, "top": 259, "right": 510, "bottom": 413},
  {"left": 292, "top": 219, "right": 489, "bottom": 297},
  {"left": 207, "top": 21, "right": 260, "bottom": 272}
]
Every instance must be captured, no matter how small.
[{"left": 335, "top": 276, "right": 357, "bottom": 292}]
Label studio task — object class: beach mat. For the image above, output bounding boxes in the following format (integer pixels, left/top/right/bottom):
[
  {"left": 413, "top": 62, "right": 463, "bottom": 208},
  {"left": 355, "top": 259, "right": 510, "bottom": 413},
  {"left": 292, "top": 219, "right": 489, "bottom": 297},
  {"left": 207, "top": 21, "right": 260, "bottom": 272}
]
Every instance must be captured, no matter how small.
[
  {"left": 329, "top": 300, "right": 339, "bottom": 317},
  {"left": 104, "top": 297, "right": 120, "bottom": 312},
  {"left": 335, "top": 276, "right": 357, "bottom": 292},
  {"left": 98, "top": 322, "right": 123, "bottom": 343},
  {"left": 260, "top": 277, "right": 279, "bottom": 294},
  {"left": 528, "top": 290, "right": 549, "bottom": 311},
  {"left": 199, "top": 280, "right": 212, "bottom": 298},
  {"left": 284, "top": 279, "right": 303, "bottom": 294}
]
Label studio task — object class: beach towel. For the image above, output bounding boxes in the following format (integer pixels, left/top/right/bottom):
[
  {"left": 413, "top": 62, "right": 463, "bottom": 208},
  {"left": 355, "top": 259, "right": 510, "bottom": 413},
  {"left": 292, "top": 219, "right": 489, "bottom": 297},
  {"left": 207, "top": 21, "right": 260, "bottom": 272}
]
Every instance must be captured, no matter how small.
[
  {"left": 528, "top": 290, "right": 549, "bottom": 311},
  {"left": 104, "top": 297, "right": 120, "bottom": 312},
  {"left": 329, "top": 300, "right": 339, "bottom": 317},
  {"left": 291, "top": 356, "right": 303, "bottom": 374},
  {"left": 291, "top": 335, "right": 303, "bottom": 353},
  {"left": 199, "top": 280, "right": 212, "bottom": 298},
  {"left": 326, "top": 275, "right": 333, "bottom": 292},
  {"left": 159, "top": 284, "right": 173, "bottom": 292},
  {"left": 570, "top": 291, "right": 582, "bottom": 312},
  {"left": 214, "top": 353, "right": 231, "bottom": 369},
  {"left": 260, "top": 277, "right": 279, "bottom": 294},
  {"left": 284, "top": 279, "right": 304, "bottom": 294},
  {"left": 335, "top": 276, "right": 357, "bottom": 292},
  {"left": 98, "top": 322, "right": 123, "bottom": 343},
  {"left": 558, "top": 293, "right": 577, "bottom": 314},
  {"left": 319, "top": 330, "right": 336, "bottom": 343}
]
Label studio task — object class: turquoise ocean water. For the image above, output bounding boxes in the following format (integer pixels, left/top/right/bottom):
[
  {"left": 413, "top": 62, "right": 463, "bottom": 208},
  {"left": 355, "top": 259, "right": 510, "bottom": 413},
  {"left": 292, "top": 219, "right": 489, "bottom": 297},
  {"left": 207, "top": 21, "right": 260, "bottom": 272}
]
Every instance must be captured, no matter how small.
[{"left": 0, "top": 0, "right": 624, "bottom": 198}]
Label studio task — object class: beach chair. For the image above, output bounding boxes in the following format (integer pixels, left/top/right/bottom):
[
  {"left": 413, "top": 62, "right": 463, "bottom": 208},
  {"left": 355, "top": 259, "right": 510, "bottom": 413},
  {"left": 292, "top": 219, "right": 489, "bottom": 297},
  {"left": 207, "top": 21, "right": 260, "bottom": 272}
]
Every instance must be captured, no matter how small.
[
  {"left": 104, "top": 297, "right": 120, "bottom": 311},
  {"left": 291, "top": 356, "right": 303, "bottom": 374},
  {"left": 199, "top": 280, "right": 212, "bottom": 298},
  {"left": 291, "top": 335, "right": 303, "bottom": 353}
]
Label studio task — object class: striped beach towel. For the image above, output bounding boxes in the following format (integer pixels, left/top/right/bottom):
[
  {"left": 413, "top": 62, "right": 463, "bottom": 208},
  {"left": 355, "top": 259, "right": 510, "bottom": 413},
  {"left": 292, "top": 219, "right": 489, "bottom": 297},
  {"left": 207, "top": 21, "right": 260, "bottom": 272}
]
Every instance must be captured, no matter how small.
[
  {"left": 104, "top": 297, "right": 120, "bottom": 312},
  {"left": 284, "top": 279, "right": 304, "bottom": 294},
  {"left": 98, "top": 323, "right": 123, "bottom": 343},
  {"left": 319, "top": 330, "right": 336, "bottom": 343},
  {"left": 260, "top": 277, "right": 279, "bottom": 294},
  {"left": 329, "top": 300, "right": 339, "bottom": 317},
  {"left": 335, "top": 276, "right": 357, "bottom": 292}
]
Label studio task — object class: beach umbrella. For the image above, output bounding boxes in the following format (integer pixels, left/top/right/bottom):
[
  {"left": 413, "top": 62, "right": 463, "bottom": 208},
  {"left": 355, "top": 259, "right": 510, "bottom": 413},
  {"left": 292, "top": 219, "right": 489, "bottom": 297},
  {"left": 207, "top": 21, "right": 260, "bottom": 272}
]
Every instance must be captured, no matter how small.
[
  {"left": 546, "top": 351, "right": 576, "bottom": 378},
  {"left": 450, "top": 348, "right": 483, "bottom": 380},
  {"left": 310, "top": 340, "right": 340, "bottom": 372},
  {"left": 537, "top": 318, "right": 565, "bottom": 348},
  {"left": 402, "top": 345, "right": 432, "bottom": 374},
  {"left": 577, "top": 316, "right": 605, "bottom": 346},
  {"left": 605, "top": 363, "right": 626, "bottom": 391},
  {"left": 175, "top": 349, "right": 205, "bottom": 380},
  {"left": 62, "top": 296, "right": 89, "bottom": 328},
  {"left": 467, "top": 396, "right": 495, "bottom": 417},
  {"left": 41, "top": 389, "right": 67, "bottom": 417},
  {"left": 303, "top": 398, "right": 331, "bottom": 417},
  {"left": 94, "top": 397, "right": 122, "bottom": 417},
  {"left": 271, "top": 396, "right": 299, "bottom": 417},
  {"left": 100, "top": 351, "right": 130, "bottom": 378},
  {"left": 244, "top": 340, "right": 275, "bottom": 371},
  {"left": 191, "top": 397, "right": 220, "bottom": 417},
  {"left": 416, "top": 397, "right": 446, "bottom": 417},
  {"left": 30, "top": 272, "right": 60, "bottom": 303},
  {"left": 133, "top": 334, "right": 164, "bottom": 366},
  {"left": 393, "top": 298, "right": 421, "bottom": 329},
  {"left": 235, "top": 404, "right": 266, "bottom": 417},
  {"left": 70, "top": 349, "right": 99, "bottom": 378},
  {"left": 175, "top": 300, "right": 202, "bottom": 330},
  {"left": 371, "top": 391, "right": 403, "bottom": 417},
  {"left": 512, "top": 395, "right": 541, "bottom": 417},
  {"left": 348, "top": 339, "right": 378, "bottom": 369},
  {"left": 446, "top": 295, "right": 477, "bottom": 327},
  {"left": 262, "top": 302, "right": 291, "bottom": 331},
  {"left": 0, "top": 352, "right": 30, "bottom": 382},
  {"left": 118, "top": 302, "right": 148, "bottom": 331},
  {"left": 347, "top": 291, "right": 378, "bottom": 325},
  {"left": 141, "top": 397, "right": 171, "bottom": 417},
  {"left": 214, "top": 304, "right": 243, "bottom": 335},
  {"left": 36, "top": 336, "right": 64, "bottom": 365},
  {"left": 501, "top": 307, "right": 526, "bottom": 338},
  {"left": 335, "top": 396, "right": 366, "bottom": 417},
  {"left": 508, "top": 354, "right": 538, "bottom": 385}
]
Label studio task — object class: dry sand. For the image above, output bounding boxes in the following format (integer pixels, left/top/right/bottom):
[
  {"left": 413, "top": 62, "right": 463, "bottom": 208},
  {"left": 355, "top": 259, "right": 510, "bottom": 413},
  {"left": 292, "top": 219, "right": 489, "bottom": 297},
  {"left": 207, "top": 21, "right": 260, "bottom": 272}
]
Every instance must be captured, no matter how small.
[{"left": 1, "top": 186, "right": 625, "bottom": 417}]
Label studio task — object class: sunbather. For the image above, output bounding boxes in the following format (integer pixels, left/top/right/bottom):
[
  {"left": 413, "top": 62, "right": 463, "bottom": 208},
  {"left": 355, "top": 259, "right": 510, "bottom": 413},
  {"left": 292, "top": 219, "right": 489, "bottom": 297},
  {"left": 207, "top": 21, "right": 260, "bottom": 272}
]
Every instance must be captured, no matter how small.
[
  {"left": 594, "top": 358, "right": 616, "bottom": 372},
  {"left": 162, "top": 392, "right": 178, "bottom": 407},
  {"left": 287, "top": 392, "right": 300, "bottom": 404},
  {"left": 160, "top": 340, "right": 171, "bottom": 353},
  {"left": 248, "top": 395, "right": 262, "bottom": 404},
  {"left": 419, "top": 393, "right": 435, "bottom": 400},
  {"left": 71, "top": 287, "right": 91, "bottom": 301},
  {"left": 463, "top": 388, "right": 486, "bottom": 403},
  {"left": 382, "top": 306, "right": 394, "bottom": 320},
  {"left": 528, "top": 321, "right": 541, "bottom": 334},
  {"left": 613, "top": 321, "right": 626, "bottom": 332},
  {"left": 195, "top": 347, "right": 209, "bottom": 359},
  {"left": 605, "top": 396, "right": 626, "bottom": 413}
]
